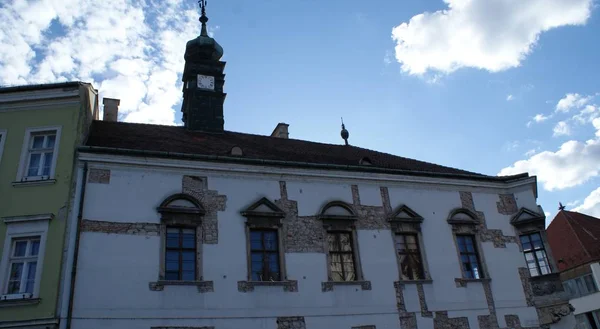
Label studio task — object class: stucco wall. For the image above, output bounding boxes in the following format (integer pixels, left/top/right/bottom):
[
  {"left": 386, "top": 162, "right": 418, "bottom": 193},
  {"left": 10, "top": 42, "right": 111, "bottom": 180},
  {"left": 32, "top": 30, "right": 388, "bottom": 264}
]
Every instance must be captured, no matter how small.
[{"left": 73, "top": 164, "right": 544, "bottom": 329}]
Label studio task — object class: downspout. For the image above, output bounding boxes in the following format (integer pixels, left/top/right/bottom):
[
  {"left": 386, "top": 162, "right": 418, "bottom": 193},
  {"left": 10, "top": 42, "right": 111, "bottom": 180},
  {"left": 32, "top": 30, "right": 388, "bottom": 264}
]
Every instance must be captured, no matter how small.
[{"left": 62, "top": 162, "right": 87, "bottom": 329}]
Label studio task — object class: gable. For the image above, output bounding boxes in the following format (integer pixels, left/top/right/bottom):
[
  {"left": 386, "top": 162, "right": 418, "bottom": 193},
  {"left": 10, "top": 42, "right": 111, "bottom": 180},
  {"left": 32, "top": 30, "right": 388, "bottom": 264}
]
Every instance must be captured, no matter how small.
[
  {"left": 240, "top": 197, "right": 285, "bottom": 217},
  {"left": 510, "top": 208, "right": 545, "bottom": 227},
  {"left": 389, "top": 205, "right": 423, "bottom": 223}
]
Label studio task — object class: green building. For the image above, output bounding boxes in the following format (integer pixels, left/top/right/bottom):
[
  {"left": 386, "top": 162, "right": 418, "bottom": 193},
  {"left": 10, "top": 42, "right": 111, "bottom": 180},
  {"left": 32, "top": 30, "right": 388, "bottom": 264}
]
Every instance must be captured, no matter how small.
[{"left": 0, "top": 82, "right": 98, "bottom": 328}]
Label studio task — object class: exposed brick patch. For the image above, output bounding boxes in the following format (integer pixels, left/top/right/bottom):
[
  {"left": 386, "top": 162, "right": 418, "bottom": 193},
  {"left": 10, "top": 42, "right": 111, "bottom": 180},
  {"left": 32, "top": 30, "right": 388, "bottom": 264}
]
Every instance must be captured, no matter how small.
[
  {"left": 458, "top": 191, "right": 517, "bottom": 249},
  {"left": 518, "top": 267, "right": 535, "bottom": 307},
  {"left": 276, "top": 181, "right": 325, "bottom": 253},
  {"left": 416, "top": 283, "right": 432, "bottom": 318},
  {"left": 536, "top": 303, "right": 574, "bottom": 326},
  {"left": 497, "top": 194, "right": 518, "bottom": 215},
  {"left": 182, "top": 176, "right": 226, "bottom": 244},
  {"left": 81, "top": 219, "right": 160, "bottom": 235},
  {"left": 394, "top": 281, "right": 407, "bottom": 312},
  {"left": 237, "top": 280, "right": 298, "bottom": 292},
  {"left": 454, "top": 278, "right": 467, "bottom": 288},
  {"left": 399, "top": 314, "right": 417, "bottom": 329},
  {"left": 351, "top": 185, "right": 390, "bottom": 230},
  {"left": 88, "top": 168, "right": 110, "bottom": 184},
  {"left": 504, "top": 314, "right": 543, "bottom": 329},
  {"left": 380, "top": 187, "right": 392, "bottom": 214},
  {"left": 478, "top": 314, "right": 499, "bottom": 329},
  {"left": 433, "top": 311, "right": 470, "bottom": 329},
  {"left": 277, "top": 316, "right": 306, "bottom": 329}
]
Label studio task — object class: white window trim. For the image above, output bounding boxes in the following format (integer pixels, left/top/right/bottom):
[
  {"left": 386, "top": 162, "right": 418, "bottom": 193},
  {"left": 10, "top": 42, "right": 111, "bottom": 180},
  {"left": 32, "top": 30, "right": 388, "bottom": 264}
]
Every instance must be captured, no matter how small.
[
  {"left": 0, "top": 217, "right": 50, "bottom": 299},
  {"left": 0, "top": 129, "right": 6, "bottom": 165},
  {"left": 16, "top": 126, "right": 62, "bottom": 182}
]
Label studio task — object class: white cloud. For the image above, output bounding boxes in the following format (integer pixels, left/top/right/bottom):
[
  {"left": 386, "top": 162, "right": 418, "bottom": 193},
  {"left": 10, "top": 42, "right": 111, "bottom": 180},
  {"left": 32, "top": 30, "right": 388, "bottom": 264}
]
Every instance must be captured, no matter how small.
[
  {"left": 572, "top": 105, "right": 599, "bottom": 124},
  {"left": 524, "top": 148, "right": 538, "bottom": 157},
  {"left": 506, "top": 94, "right": 514, "bottom": 101},
  {"left": 391, "top": 0, "right": 592, "bottom": 75},
  {"left": 566, "top": 200, "right": 581, "bottom": 207},
  {"left": 0, "top": 0, "right": 206, "bottom": 125},
  {"left": 527, "top": 113, "right": 551, "bottom": 127},
  {"left": 553, "top": 121, "right": 571, "bottom": 136},
  {"left": 573, "top": 187, "right": 600, "bottom": 218},
  {"left": 556, "top": 93, "right": 593, "bottom": 113}
]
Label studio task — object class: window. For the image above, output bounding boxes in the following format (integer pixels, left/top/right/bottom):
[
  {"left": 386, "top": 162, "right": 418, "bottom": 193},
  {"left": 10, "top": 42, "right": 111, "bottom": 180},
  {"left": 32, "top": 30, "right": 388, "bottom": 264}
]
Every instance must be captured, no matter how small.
[
  {"left": 327, "top": 231, "right": 356, "bottom": 281},
  {"left": 165, "top": 227, "right": 196, "bottom": 281},
  {"left": 17, "top": 127, "right": 61, "bottom": 181},
  {"left": 250, "top": 229, "right": 280, "bottom": 281},
  {"left": 520, "top": 233, "right": 551, "bottom": 276},
  {"left": 5, "top": 237, "right": 40, "bottom": 295},
  {"left": 456, "top": 235, "right": 483, "bottom": 279},
  {"left": 564, "top": 273, "right": 598, "bottom": 298},
  {"left": 395, "top": 233, "right": 424, "bottom": 280}
]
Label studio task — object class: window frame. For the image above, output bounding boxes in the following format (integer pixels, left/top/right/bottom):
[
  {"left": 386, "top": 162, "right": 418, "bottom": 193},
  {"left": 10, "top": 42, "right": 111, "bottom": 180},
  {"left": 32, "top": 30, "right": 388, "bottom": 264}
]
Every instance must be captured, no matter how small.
[
  {"left": 0, "top": 216, "right": 50, "bottom": 300},
  {"left": 520, "top": 232, "right": 551, "bottom": 277},
  {"left": 0, "top": 129, "right": 7, "bottom": 165},
  {"left": 394, "top": 233, "right": 426, "bottom": 281},
  {"left": 327, "top": 230, "right": 358, "bottom": 282},
  {"left": 456, "top": 234, "right": 484, "bottom": 279},
  {"left": 447, "top": 208, "right": 489, "bottom": 280},
  {"left": 16, "top": 126, "right": 62, "bottom": 182},
  {"left": 564, "top": 273, "right": 599, "bottom": 298},
  {"left": 156, "top": 194, "right": 205, "bottom": 282},
  {"left": 241, "top": 197, "right": 287, "bottom": 282},
  {"left": 164, "top": 226, "right": 197, "bottom": 281},
  {"left": 249, "top": 228, "right": 281, "bottom": 281}
]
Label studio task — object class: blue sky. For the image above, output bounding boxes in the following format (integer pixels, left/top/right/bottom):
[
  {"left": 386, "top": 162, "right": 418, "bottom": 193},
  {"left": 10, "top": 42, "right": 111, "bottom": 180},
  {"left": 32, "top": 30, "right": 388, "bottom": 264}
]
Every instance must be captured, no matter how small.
[{"left": 1, "top": 0, "right": 599, "bottom": 222}]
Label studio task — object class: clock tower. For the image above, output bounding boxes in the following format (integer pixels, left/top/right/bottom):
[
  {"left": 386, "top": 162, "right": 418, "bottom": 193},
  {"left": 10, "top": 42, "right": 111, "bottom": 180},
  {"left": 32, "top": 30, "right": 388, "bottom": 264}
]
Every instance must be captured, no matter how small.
[{"left": 181, "top": 0, "right": 226, "bottom": 132}]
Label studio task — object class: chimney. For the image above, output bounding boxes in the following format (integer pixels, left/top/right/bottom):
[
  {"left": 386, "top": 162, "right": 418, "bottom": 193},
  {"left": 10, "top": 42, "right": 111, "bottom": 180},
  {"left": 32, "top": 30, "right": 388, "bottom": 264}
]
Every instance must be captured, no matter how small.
[
  {"left": 103, "top": 98, "right": 120, "bottom": 122},
  {"left": 270, "top": 123, "right": 289, "bottom": 139}
]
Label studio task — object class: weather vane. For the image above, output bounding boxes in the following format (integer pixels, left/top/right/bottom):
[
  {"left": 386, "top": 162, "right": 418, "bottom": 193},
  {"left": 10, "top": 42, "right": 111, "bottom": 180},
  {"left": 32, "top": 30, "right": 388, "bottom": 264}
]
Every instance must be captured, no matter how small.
[{"left": 198, "top": 0, "right": 209, "bottom": 36}]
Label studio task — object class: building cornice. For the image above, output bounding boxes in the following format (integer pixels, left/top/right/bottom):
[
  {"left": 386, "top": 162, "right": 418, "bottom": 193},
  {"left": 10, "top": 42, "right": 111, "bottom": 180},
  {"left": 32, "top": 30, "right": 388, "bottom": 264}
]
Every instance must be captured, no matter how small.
[{"left": 78, "top": 150, "right": 537, "bottom": 192}]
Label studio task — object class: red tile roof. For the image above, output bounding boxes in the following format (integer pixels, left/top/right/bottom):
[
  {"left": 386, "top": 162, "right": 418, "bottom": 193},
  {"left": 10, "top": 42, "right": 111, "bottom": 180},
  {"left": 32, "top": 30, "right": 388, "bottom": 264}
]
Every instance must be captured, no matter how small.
[
  {"left": 547, "top": 210, "right": 600, "bottom": 271},
  {"left": 83, "top": 120, "right": 527, "bottom": 181}
]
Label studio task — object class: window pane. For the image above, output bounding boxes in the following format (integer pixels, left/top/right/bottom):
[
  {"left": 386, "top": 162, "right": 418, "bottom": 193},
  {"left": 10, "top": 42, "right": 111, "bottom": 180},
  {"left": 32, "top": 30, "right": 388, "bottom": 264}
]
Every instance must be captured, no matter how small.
[
  {"left": 405, "top": 235, "right": 416, "bottom": 244},
  {"left": 250, "top": 231, "right": 263, "bottom": 250},
  {"left": 464, "top": 236, "right": 474, "bottom": 246},
  {"left": 330, "top": 253, "right": 343, "bottom": 281},
  {"left": 182, "top": 271, "right": 194, "bottom": 281},
  {"left": 42, "top": 152, "right": 53, "bottom": 176},
  {"left": 46, "top": 135, "right": 56, "bottom": 148},
  {"left": 532, "top": 237, "right": 544, "bottom": 249},
  {"left": 25, "top": 262, "right": 37, "bottom": 293},
  {"left": 182, "top": 251, "right": 195, "bottom": 261},
  {"left": 13, "top": 241, "right": 27, "bottom": 257},
  {"left": 30, "top": 240, "right": 40, "bottom": 256},
  {"left": 528, "top": 266, "right": 540, "bottom": 277},
  {"left": 166, "top": 261, "right": 179, "bottom": 271},
  {"left": 584, "top": 275, "right": 597, "bottom": 293},
  {"left": 32, "top": 136, "right": 44, "bottom": 149},
  {"left": 7, "top": 281, "right": 20, "bottom": 294},
  {"left": 327, "top": 233, "right": 339, "bottom": 252},
  {"left": 264, "top": 232, "right": 278, "bottom": 251},
  {"left": 182, "top": 232, "right": 195, "bottom": 249},
  {"left": 166, "top": 231, "right": 179, "bottom": 248},
  {"left": 340, "top": 233, "right": 352, "bottom": 252},
  {"left": 466, "top": 242, "right": 475, "bottom": 253},
  {"left": 268, "top": 253, "right": 279, "bottom": 272},
  {"left": 27, "top": 154, "right": 41, "bottom": 176},
  {"left": 9, "top": 262, "right": 23, "bottom": 281},
  {"left": 576, "top": 278, "right": 586, "bottom": 294},
  {"left": 165, "top": 272, "right": 179, "bottom": 280},
  {"left": 342, "top": 253, "right": 355, "bottom": 280}
]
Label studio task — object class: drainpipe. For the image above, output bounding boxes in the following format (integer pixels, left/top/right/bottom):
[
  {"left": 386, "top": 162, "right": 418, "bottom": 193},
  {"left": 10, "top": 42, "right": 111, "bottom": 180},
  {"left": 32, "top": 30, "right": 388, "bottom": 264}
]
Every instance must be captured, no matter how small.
[{"left": 59, "top": 162, "right": 87, "bottom": 329}]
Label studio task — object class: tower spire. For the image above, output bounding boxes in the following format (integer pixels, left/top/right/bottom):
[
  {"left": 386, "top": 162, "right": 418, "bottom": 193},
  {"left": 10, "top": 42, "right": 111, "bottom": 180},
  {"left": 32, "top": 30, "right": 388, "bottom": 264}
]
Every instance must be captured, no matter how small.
[
  {"left": 341, "top": 118, "right": 349, "bottom": 146},
  {"left": 199, "top": 0, "right": 208, "bottom": 37}
]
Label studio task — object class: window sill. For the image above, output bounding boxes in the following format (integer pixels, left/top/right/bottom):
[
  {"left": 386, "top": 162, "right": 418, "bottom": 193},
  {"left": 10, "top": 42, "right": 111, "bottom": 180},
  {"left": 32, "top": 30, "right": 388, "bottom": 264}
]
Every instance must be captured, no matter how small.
[
  {"left": 322, "top": 280, "right": 372, "bottom": 292},
  {"left": 397, "top": 279, "right": 433, "bottom": 284},
  {"left": 454, "top": 277, "right": 491, "bottom": 287},
  {"left": 149, "top": 280, "right": 214, "bottom": 293},
  {"left": 12, "top": 179, "right": 56, "bottom": 187},
  {"left": 238, "top": 280, "right": 298, "bottom": 293},
  {"left": 0, "top": 297, "right": 41, "bottom": 308}
]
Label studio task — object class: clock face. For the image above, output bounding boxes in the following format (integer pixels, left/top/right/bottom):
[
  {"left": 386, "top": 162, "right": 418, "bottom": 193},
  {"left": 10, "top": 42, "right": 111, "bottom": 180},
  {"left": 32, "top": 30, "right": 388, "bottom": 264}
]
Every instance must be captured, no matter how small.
[{"left": 197, "top": 74, "right": 215, "bottom": 90}]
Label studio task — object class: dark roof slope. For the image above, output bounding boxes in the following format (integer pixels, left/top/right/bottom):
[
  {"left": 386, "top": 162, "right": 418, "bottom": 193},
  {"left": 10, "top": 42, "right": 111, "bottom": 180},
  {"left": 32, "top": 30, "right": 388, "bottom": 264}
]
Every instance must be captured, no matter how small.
[
  {"left": 547, "top": 210, "right": 600, "bottom": 271},
  {"left": 84, "top": 120, "right": 527, "bottom": 181},
  {"left": 0, "top": 81, "right": 85, "bottom": 93}
]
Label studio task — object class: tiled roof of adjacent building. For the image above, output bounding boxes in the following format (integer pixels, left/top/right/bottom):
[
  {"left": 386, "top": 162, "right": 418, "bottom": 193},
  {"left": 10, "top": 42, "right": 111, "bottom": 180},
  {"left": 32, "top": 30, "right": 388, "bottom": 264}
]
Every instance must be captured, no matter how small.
[
  {"left": 547, "top": 210, "right": 600, "bottom": 271},
  {"left": 83, "top": 120, "right": 529, "bottom": 182}
]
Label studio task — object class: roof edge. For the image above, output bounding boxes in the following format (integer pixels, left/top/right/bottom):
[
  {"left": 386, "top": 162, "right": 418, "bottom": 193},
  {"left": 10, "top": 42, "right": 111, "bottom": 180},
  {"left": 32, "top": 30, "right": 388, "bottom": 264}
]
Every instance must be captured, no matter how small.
[
  {"left": 78, "top": 145, "right": 531, "bottom": 184},
  {"left": 0, "top": 81, "right": 86, "bottom": 93}
]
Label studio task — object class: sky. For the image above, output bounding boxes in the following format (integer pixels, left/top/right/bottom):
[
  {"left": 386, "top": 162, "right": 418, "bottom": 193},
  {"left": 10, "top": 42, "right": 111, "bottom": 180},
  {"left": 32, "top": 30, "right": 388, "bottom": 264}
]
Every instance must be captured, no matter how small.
[{"left": 1, "top": 0, "right": 600, "bottom": 224}]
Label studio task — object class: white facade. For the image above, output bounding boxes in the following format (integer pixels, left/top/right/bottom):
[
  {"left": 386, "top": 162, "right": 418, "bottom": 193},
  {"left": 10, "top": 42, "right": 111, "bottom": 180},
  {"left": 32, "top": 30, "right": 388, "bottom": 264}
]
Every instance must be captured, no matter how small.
[{"left": 65, "top": 153, "right": 574, "bottom": 329}]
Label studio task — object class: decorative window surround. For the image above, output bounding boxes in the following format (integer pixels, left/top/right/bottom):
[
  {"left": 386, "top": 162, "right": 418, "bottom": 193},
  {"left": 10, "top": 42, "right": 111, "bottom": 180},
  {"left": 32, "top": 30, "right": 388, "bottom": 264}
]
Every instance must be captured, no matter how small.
[
  {"left": 318, "top": 201, "right": 369, "bottom": 289},
  {"left": 151, "top": 193, "right": 213, "bottom": 292},
  {"left": 15, "top": 126, "right": 62, "bottom": 183},
  {"left": 148, "top": 280, "right": 214, "bottom": 293},
  {"left": 239, "top": 197, "right": 297, "bottom": 292},
  {"left": 454, "top": 277, "right": 492, "bottom": 288},
  {"left": 0, "top": 216, "right": 50, "bottom": 301},
  {"left": 388, "top": 204, "right": 431, "bottom": 282},
  {"left": 0, "top": 129, "right": 6, "bottom": 165},
  {"left": 447, "top": 208, "right": 490, "bottom": 281},
  {"left": 2, "top": 213, "right": 54, "bottom": 224},
  {"left": 511, "top": 208, "right": 557, "bottom": 274},
  {"left": 0, "top": 297, "right": 41, "bottom": 307},
  {"left": 11, "top": 179, "right": 56, "bottom": 187}
]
